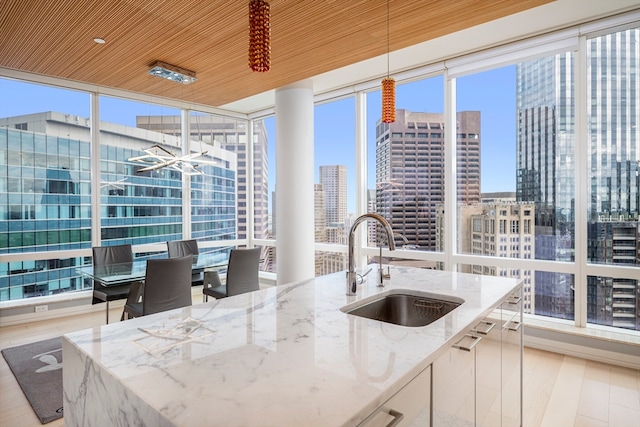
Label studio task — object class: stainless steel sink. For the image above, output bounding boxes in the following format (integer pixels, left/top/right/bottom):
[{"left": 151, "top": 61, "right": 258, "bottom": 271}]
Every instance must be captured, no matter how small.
[{"left": 342, "top": 290, "right": 463, "bottom": 327}]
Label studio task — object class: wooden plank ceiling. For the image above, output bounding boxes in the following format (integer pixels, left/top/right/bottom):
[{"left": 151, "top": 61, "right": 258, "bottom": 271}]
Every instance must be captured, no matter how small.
[{"left": 0, "top": 0, "right": 552, "bottom": 109}]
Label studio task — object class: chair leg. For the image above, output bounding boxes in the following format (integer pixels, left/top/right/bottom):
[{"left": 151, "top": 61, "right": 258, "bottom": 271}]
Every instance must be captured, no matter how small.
[{"left": 106, "top": 301, "right": 110, "bottom": 324}]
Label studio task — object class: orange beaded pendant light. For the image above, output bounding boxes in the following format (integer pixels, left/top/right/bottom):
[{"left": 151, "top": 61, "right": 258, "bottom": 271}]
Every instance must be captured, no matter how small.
[
  {"left": 381, "top": 0, "right": 395, "bottom": 123},
  {"left": 248, "top": 0, "right": 271, "bottom": 72},
  {"left": 382, "top": 78, "right": 395, "bottom": 123}
]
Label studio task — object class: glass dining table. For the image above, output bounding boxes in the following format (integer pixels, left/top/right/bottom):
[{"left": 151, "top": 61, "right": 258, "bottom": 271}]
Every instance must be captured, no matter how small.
[{"left": 77, "top": 252, "right": 229, "bottom": 286}]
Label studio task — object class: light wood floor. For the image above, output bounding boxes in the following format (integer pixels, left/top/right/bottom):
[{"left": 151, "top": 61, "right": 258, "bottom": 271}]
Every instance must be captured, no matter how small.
[{"left": 1, "top": 305, "right": 639, "bottom": 427}]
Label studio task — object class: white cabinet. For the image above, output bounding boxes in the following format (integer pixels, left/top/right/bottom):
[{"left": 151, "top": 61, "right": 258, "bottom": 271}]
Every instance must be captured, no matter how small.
[
  {"left": 360, "top": 285, "right": 522, "bottom": 427},
  {"left": 432, "top": 322, "right": 501, "bottom": 426},
  {"left": 358, "top": 365, "right": 431, "bottom": 427},
  {"left": 476, "top": 287, "right": 523, "bottom": 426},
  {"left": 501, "top": 290, "right": 523, "bottom": 427},
  {"left": 475, "top": 318, "right": 503, "bottom": 426},
  {"left": 433, "top": 285, "right": 523, "bottom": 427},
  {"left": 432, "top": 334, "right": 477, "bottom": 426}
]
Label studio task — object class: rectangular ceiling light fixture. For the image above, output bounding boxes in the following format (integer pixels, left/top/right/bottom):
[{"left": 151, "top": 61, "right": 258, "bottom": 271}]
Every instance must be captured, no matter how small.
[{"left": 148, "top": 61, "right": 197, "bottom": 84}]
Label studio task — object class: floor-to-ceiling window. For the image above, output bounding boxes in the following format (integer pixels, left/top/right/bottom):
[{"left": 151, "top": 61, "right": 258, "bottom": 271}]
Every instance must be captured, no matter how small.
[
  {"left": 98, "top": 99, "right": 240, "bottom": 256},
  {"left": 446, "top": 25, "right": 639, "bottom": 332},
  {"left": 0, "top": 79, "right": 91, "bottom": 300},
  {"left": 1, "top": 15, "right": 637, "bottom": 339},
  {"left": 0, "top": 81, "right": 245, "bottom": 300},
  {"left": 516, "top": 52, "right": 577, "bottom": 321},
  {"left": 453, "top": 56, "right": 577, "bottom": 321},
  {"left": 313, "top": 97, "right": 356, "bottom": 276},
  {"left": 125, "top": 108, "right": 243, "bottom": 252},
  {"left": 586, "top": 26, "right": 639, "bottom": 331},
  {"left": 366, "top": 76, "right": 445, "bottom": 269},
  {"left": 187, "top": 112, "right": 239, "bottom": 246},
  {"left": 99, "top": 97, "right": 185, "bottom": 247},
  {"left": 255, "top": 116, "right": 276, "bottom": 274}
]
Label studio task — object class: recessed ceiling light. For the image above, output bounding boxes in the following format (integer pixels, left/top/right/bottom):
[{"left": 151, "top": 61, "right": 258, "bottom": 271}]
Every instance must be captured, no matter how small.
[{"left": 93, "top": 38, "right": 106, "bottom": 44}]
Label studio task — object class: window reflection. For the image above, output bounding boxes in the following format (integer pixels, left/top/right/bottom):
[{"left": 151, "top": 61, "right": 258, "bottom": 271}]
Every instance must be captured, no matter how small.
[
  {"left": 0, "top": 81, "right": 91, "bottom": 299},
  {"left": 586, "top": 27, "right": 639, "bottom": 331}
]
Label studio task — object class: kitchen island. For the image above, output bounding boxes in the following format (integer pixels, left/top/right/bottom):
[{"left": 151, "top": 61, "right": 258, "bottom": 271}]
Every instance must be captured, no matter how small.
[{"left": 63, "top": 266, "right": 521, "bottom": 427}]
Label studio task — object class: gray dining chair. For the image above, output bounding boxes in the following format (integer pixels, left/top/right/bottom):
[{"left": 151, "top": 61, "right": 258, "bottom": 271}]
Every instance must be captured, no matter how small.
[
  {"left": 123, "top": 255, "right": 193, "bottom": 319},
  {"left": 91, "top": 244, "right": 141, "bottom": 324},
  {"left": 167, "top": 239, "right": 202, "bottom": 285},
  {"left": 203, "top": 247, "right": 260, "bottom": 302},
  {"left": 167, "top": 239, "right": 199, "bottom": 258}
]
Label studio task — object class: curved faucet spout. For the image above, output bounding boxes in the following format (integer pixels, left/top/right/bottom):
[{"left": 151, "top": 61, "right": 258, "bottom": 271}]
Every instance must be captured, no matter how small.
[{"left": 346, "top": 213, "right": 395, "bottom": 295}]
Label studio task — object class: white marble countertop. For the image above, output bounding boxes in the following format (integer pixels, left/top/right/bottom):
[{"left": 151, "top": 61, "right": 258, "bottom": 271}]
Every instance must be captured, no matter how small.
[{"left": 63, "top": 266, "right": 521, "bottom": 427}]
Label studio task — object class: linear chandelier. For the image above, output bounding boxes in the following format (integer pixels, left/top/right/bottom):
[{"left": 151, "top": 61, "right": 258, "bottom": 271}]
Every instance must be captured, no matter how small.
[
  {"left": 128, "top": 145, "right": 211, "bottom": 176},
  {"left": 148, "top": 61, "right": 197, "bottom": 84}
]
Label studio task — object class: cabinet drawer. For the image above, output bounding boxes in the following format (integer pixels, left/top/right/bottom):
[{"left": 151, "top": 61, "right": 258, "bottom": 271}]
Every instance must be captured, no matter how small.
[{"left": 359, "top": 366, "right": 431, "bottom": 427}]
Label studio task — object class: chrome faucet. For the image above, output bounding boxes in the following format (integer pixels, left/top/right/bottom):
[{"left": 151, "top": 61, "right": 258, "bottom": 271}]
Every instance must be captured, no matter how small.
[
  {"left": 347, "top": 213, "right": 396, "bottom": 295},
  {"left": 378, "top": 245, "right": 390, "bottom": 287}
]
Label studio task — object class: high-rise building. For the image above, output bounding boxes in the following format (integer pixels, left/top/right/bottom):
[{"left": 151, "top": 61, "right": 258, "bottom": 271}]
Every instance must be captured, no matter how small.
[
  {"left": 587, "top": 219, "right": 639, "bottom": 330},
  {"left": 516, "top": 28, "right": 639, "bottom": 323},
  {"left": 136, "top": 115, "right": 270, "bottom": 241},
  {"left": 314, "top": 180, "right": 347, "bottom": 276},
  {"left": 375, "top": 109, "right": 481, "bottom": 250},
  {"left": 367, "top": 189, "right": 377, "bottom": 246},
  {"left": 271, "top": 190, "right": 277, "bottom": 238},
  {"left": 262, "top": 190, "right": 277, "bottom": 273},
  {"left": 435, "top": 201, "right": 536, "bottom": 312},
  {"left": 314, "top": 184, "right": 327, "bottom": 276},
  {"left": 469, "top": 203, "right": 535, "bottom": 313},
  {"left": 0, "top": 112, "right": 236, "bottom": 300},
  {"left": 314, "top": 184, "right": 327, "bottom": 242},
  {"left": 325, "top": 227, "right": 346, "bottom": 246},
  {"left": 319, "top": 165, "right": 347, "bottom": 226}
]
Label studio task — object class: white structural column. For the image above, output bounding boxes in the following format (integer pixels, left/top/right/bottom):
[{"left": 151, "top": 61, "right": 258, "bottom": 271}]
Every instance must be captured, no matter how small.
[{"left": 275, "top": 81, "right": 315, "bottom": 285}]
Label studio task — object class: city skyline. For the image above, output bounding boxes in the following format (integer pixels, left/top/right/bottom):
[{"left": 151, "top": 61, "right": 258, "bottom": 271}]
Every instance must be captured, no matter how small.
[
  {"left": 2, "top": 71, "right": 519, "bottom": 217},
  {"left": 263, "top": 67, "right": 518, "bottom": 214}
]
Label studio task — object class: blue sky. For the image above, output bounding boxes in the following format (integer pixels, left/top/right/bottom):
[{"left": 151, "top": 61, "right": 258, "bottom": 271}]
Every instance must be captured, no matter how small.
[
  {"left": 267, "top": 66, "right": 517, "bottom": 212},
  {"left": 1, "top": 67, "right": 517, "bottom": 214}
]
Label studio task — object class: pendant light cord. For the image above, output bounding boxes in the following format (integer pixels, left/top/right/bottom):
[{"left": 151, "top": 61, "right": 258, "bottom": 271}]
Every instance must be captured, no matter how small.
[{"left": 386, "top": 0, "right": 390, "bottom": 79}]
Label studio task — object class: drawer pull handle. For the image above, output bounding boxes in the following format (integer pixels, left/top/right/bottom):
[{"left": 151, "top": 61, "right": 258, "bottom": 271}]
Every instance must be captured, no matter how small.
[
  {"left": 506, "top": 320, "right": 522, "bottom": 331},
  {"left": 385, "top": 409, "right": 404, "bottom": 427},
  {"left": 452, "top": 334, "right": 482, "bottom": 352},
  {"left": 507, "top": 295, "right": 522, "bottom": 305},
  {"left": 473, "top": 321, "right": 496, "bottom": 335}
]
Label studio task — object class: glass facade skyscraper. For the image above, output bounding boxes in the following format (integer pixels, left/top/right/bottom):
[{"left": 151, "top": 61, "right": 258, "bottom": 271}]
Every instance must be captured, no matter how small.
[
  {"left": 134, "top": 115, "right": 270, "bottom": 241},
  {"left": 516, "top": 53, "right": 576, "bottom": 320},
  {"left": 0, "top": 112, "right": 237, "bottom": 300},
  {"left": 516, "top": 28, "right": 639, "bottom": 328}
]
